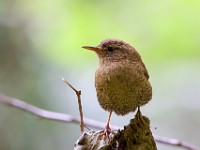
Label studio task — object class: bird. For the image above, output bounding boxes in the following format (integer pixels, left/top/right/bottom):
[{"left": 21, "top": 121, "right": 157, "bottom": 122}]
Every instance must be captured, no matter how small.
[{"left": 82, "top": 39, "right": 152, "bottom": 136}]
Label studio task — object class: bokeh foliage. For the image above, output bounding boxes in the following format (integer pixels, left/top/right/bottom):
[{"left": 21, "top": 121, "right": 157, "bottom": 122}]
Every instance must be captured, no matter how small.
[{"left": 0, "top": 0, "right": 200, "bottom": 150}]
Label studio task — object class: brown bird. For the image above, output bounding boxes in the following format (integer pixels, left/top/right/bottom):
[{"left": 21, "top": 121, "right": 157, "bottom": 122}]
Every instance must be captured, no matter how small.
[{"left": 82, "top": 39, "right": 152, "bottom": 136}]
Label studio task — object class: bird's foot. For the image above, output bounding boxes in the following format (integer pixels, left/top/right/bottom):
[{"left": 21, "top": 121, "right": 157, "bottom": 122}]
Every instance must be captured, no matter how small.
[
  {"left": 100, "top": 125, "right": 112, "bottom": 139},
  {"left": 105, "top": 125, "right": 112, "bottom": 140},
  {"left": 99, "top": 125, "right": 115, "bottom": 144}
]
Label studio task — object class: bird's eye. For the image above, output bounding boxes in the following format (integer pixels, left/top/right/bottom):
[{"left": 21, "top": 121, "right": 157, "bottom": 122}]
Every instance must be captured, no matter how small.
[{"left": 107, "top": 47, "right": 114, "bottom": 52}]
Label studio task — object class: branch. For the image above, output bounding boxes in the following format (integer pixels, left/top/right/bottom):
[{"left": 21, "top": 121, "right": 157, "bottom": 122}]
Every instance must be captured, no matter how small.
[
  {"left": 62, "top": 77, "right": 86, "bottom": 132},
  {"left": 0, "top": 94, "right": 199, "bottom": 150},
  {"left": 153, "top": 135, "right": 199, "bottom": 150},
  {"left": 0, "top": 94, "right": 120, "bottom": 130}
]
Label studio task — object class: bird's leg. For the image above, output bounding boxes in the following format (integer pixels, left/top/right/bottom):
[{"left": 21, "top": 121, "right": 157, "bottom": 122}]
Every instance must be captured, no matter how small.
[
  {"left": 105, "top": 111, "right": 112, "bottom": 137},
  {"left": 136, "top": 106, "right": 145, "bottom": 127},
  {"left": 100, "top": 111, "right": 113, "bottom": 141},
  {"left": 136, "top": 106, "right": 142, "bottom": 119}
]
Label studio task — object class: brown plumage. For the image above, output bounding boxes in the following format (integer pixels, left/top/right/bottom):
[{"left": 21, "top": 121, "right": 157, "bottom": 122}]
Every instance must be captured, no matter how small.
[{"left": 82, "top": 39, "right": 152, "bottom": 133}]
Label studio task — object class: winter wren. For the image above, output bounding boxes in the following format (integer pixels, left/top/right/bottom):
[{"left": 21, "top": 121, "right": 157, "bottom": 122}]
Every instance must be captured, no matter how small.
[{"left": 82, "top": 39, "right": 152, "bottom": 130}]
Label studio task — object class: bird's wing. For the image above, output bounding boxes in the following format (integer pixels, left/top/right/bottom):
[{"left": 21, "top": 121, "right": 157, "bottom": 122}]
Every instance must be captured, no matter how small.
[
  {"left": 130, "top": 50, "right": 149, "bottom": 79},
  {"left": 140, "top": 61, "right": 149, "bottom": 79}
]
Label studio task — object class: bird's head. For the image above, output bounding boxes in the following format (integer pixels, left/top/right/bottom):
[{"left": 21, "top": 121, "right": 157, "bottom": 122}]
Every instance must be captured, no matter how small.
[{"left": 82, "top": 39, "right": 138, "bottom": 63}]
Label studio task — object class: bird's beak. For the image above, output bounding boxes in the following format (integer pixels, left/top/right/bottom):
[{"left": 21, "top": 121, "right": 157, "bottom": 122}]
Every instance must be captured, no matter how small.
[{"left": 82, "top": 46, "right": 100, "bottom": 52}]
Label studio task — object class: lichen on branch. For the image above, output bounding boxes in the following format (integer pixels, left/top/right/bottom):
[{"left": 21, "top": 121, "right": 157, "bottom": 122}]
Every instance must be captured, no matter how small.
[{"left": 74, "top": 112, "right": 157, "bottom": 150}]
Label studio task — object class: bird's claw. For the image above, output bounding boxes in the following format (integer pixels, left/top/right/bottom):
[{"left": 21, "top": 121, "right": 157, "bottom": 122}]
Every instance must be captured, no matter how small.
[
  {"left": 99, "top": 125, "right": 113, "bottom": 143},
  {"left": 105, "top": 125, "right": 112, "bottom": 140}
]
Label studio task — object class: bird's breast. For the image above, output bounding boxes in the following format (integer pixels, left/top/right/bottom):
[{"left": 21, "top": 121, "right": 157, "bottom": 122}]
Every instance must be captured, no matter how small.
[
  {"left": 95, "top": 61, "right": 143, "bottom": 115},
  {"left": 95, "top": 61, "right": 140, "bottom": 85}
]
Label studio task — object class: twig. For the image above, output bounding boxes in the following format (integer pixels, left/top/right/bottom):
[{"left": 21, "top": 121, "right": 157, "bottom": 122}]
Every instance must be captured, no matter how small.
[
  {"left": 0, "top": 93, "right": 199, "bottom": 150},
  {"left": 62, "top": 77, "right": 85, "bottom": 132}
]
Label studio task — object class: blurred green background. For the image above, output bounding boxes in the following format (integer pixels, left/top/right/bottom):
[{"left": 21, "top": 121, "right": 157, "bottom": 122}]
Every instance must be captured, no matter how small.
[{"left": 0, "top": 0, "right": 200, "bottom": 150}]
